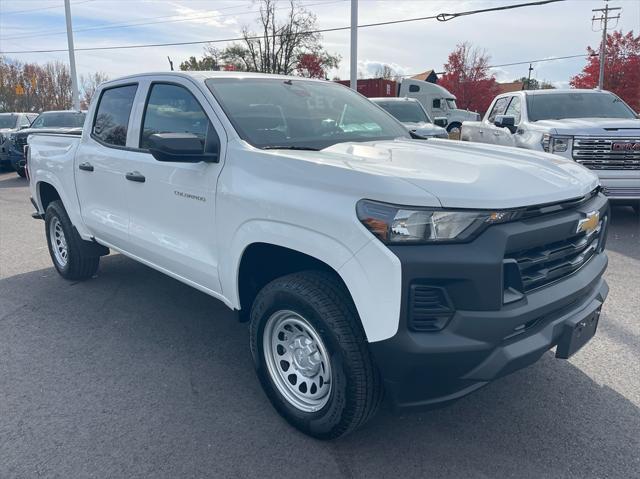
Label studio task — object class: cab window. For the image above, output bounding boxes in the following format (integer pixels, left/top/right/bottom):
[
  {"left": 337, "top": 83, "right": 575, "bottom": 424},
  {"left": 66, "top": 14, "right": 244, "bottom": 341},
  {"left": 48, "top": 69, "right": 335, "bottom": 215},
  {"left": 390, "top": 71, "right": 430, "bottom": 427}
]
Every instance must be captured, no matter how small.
[
  {"left": 92, "top": 84, "right": 138, "bottom": 147},
  {"left": 140, "top": 83, "right": 215, "bottom": 152},
  {"left": 504, "top": 96, "right": 522, "bottom": 124},
  {"left": 487, "top": 97, "right": 510, "bottom": 123},
  {"left": 433, "top": 99, "right": 441, "bottom": 109}
]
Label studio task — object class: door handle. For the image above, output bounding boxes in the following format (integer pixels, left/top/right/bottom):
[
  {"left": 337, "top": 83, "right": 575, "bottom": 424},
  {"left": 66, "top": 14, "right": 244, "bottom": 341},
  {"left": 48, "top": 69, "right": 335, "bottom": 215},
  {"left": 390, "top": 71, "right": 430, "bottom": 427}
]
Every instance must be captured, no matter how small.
[
  {"left": 125, "top": 171, "right": 145, "bottom": 183},
  {"left": 493, "top": 132, "right": 501, "bottom": 136},
  {"left": 479, "top": 130, "right": 484, "bottom": 135},
  {"left": 78, "top": 162, "right": 94, "bottom": 172}
]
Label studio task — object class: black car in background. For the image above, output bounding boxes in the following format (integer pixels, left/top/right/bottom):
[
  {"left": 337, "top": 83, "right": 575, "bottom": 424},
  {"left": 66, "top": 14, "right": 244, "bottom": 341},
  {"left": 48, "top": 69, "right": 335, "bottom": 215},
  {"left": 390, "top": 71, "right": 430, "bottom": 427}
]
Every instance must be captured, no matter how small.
[
  {"left": 8, "top": 110, "right": 86, "bottom": 177},
  {"left": 0, "top": 113, "right": 39, "bottom": 168}
]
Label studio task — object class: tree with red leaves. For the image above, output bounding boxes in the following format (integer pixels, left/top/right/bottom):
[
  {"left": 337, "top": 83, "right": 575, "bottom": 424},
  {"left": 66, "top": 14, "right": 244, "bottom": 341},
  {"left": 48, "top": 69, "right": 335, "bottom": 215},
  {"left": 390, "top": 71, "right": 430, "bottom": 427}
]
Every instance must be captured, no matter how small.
[
  {"left": 296, "top": 54, "right": 326, "bottom": 79},
  {"left": 570, "top": 30, "right": 640, "bottom": 112},
  {"left": 439, "top": 42, "right": 500, "bottom": 116}
]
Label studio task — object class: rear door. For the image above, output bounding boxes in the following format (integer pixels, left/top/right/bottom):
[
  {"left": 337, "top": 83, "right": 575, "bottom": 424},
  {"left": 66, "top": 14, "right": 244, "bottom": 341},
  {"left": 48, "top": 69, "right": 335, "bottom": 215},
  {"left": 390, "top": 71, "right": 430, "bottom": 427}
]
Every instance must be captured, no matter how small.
[
  {"left": 121, "top": 77, "right": 226, "bottom": 294},
  {"left": 75, "top": 83, "right": 139, "bottom": 246}
]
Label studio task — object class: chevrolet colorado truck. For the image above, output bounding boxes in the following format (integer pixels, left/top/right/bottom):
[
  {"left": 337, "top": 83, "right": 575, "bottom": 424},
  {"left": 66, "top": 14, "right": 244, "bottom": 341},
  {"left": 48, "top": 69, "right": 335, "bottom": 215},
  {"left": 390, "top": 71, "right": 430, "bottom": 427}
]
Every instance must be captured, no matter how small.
[
  {"left": 461, "top": 89, "right": 640, "bottom": 210},
  {"left": 28, "top": 72, "right": 609, "bottom": 439}
]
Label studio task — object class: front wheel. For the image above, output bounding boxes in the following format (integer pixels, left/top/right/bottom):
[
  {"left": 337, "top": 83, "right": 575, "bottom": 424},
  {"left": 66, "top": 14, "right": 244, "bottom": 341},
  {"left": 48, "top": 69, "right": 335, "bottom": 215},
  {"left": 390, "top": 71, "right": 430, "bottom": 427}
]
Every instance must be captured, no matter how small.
[
  {"left": 249, "top": 271, "right": 383, "bottom": 439},
  {"left": 15, "top": 167, "right": 26, "bottom": 178},
  {"left": 45, "top": 200, "right": 100, "bottom": 280}
]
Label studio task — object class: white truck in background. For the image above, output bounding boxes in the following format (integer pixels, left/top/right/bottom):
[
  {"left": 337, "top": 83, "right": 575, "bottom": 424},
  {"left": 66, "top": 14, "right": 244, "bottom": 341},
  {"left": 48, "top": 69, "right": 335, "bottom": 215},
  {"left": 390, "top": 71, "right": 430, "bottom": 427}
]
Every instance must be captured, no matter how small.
[
  {"left": 27, "top": 72, "right": 609, "bottom": 439},
  {"left": 461, "top": 89, "right": 640, "bottom": 211},
  {"left": 399, "top": 78, "right": 481, "bottom": 134}
]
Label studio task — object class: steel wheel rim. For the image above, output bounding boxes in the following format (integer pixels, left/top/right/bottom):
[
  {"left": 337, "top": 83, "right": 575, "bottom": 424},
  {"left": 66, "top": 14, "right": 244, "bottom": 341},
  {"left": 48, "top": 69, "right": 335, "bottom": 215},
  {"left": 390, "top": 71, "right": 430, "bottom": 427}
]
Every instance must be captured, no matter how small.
[
  {"left": 49, "top": 217, "right": 68, "bottom": 267},
  {"left": 263, "top": 310, "right": 332, "bottom": 413}
]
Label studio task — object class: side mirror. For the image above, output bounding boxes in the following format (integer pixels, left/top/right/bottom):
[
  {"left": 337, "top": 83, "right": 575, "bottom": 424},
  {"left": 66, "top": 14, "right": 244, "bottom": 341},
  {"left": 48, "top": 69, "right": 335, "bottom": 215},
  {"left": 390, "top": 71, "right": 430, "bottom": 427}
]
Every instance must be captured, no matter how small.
[
  {"left": 433, "top": 117, "right": 448, "bottom": 128},
  {"left": 147, "top": 133, "right": 219, "bottom": 163},
  {"left": 494, "top": 115, "right": 517, "bottom": 134}
]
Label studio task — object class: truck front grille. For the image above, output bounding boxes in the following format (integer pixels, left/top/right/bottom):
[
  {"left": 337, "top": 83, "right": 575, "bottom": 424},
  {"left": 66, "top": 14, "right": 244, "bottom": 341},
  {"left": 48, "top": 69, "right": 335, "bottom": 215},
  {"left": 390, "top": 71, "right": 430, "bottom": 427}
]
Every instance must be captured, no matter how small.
[
  {"left": 13, "top": 136, "right": 28, "bottom": 153},
  {"left": 573, "top": 137, "right": 640, "bottom": 170},
  {"left": 507, "top": 221, "right": 603, "bottom": 292}
]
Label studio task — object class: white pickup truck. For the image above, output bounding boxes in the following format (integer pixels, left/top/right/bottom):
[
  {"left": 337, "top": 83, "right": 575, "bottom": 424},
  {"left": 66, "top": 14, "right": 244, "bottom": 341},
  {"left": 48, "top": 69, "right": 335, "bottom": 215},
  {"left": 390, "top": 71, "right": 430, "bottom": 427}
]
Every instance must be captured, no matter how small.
[
  {"left": 461, "top": 89, "right": 640, "bottom": 210},
  {"left": 28, "top": 72, "right": 609, "bottom": 439}
]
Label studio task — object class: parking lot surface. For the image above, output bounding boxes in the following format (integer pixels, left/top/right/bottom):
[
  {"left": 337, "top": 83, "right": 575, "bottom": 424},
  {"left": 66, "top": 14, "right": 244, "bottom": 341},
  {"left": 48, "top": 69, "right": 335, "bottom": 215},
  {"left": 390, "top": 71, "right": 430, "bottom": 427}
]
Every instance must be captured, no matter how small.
[{"left": 1, "top": 170, "right": 638, "bottom": 478}]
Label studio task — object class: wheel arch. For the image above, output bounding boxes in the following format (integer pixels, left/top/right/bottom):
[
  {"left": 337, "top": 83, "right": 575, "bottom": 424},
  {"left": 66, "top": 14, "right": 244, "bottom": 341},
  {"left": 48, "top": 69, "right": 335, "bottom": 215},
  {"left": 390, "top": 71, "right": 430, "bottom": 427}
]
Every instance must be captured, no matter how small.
[
  {"left": 236, "top": 242, "right": 354, "bottom": 323},
  {"left": 37, "top": 181, "right": 62, "bottom": 211}
]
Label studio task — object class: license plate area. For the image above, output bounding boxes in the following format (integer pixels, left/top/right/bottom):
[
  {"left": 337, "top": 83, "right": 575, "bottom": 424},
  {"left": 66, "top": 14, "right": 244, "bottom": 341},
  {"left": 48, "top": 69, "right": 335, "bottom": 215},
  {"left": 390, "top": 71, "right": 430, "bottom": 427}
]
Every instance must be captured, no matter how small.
[{"left": 555, "top": 307, "right": 601, "bottom": 359}]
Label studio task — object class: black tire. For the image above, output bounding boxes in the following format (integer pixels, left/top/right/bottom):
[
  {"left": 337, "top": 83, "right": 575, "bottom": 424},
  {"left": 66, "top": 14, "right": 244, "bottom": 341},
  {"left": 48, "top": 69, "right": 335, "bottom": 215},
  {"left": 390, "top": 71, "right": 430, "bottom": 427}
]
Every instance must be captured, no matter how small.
[
  {"left": 16, "top": 167, "right": 26, "bottom": 178},
  {"left": 446, "top": 122, "right": 462, "bottom": 133},
  {"left": 45, "top": 200, "right": 100, "bottom": 280},
  {"left": 249, "top": 270, "right": 383, "bottom": 439}
]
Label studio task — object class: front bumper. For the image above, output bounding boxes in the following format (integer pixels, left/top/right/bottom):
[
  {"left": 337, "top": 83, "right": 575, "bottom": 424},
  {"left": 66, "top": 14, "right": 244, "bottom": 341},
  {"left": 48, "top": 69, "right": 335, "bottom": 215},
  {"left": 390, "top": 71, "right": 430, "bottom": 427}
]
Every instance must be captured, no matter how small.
[
  {"left": 369, "top": 193, "right": 610, "bottom": 409},
  {"left": 599, "top": 177, "right": 640, "bottom": 201}
]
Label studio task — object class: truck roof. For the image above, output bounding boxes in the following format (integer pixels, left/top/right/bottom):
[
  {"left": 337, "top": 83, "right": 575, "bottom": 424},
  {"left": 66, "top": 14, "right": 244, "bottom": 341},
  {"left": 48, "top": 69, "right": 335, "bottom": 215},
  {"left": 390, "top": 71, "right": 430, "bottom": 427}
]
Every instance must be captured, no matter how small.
[
  {"left": 516, "top": 89, "right": 613, "bottom": 96},
  {"left": 369, "top": 97, "right": 420, "bottom": 103},
  {"left": 102, "top": 71, "right": 329, "bottom": 86}
]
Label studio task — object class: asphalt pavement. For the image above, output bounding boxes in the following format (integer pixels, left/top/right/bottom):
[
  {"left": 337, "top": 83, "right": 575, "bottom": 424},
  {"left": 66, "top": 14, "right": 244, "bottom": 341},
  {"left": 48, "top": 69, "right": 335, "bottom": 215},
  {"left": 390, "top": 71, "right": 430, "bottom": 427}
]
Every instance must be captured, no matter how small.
[{"left": 0, "top": 170, "right": 638, "bottom": 478}]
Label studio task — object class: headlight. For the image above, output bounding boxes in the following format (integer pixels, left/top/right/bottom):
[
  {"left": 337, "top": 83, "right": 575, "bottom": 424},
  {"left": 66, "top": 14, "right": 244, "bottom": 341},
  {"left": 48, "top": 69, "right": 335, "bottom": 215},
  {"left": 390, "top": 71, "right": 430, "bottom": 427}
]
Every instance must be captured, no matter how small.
[
  {"left": 542, "top": 134, "right": 572, "bottom": 153},
  {"left": 356, "top": 200, "right": 518, "bottom": 244}
]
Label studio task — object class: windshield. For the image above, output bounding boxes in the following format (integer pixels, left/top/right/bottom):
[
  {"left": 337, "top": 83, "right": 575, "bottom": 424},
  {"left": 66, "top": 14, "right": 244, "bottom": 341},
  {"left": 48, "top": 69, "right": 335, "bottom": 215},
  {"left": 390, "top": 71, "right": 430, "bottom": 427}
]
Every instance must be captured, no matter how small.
[
  {"left": 527, "top": 92, "right": 636, "bottom": 121},
  {"left": 0, "top": 114, "right": 17, "bottom": 129},
  {"left": 374, "top": 101, "right": 430, "bottom": 124},
  {"left": 31, "top": 112, "right": 86, "bottom": 129},
  {"left": 446, "top": 99, "right": 457, "bottom": 109},
  {"left": 205, "top": 78, "right": 409, "bottom": 149}
]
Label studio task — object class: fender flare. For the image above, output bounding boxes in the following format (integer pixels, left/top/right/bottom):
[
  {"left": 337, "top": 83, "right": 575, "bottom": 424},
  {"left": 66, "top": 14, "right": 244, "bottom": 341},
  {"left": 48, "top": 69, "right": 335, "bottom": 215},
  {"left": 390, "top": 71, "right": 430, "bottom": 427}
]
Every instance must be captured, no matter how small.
[
  {"left": 220, "top": 219, "right": 402, "bottom": 343},
  {"left": 35, "top": 171, "right": 92, "bottom": 239}
]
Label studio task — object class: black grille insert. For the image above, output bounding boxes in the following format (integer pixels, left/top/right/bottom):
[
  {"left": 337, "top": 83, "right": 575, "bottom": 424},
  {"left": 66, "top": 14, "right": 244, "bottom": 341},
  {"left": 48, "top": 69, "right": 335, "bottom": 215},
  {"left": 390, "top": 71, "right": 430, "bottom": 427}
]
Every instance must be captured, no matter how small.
[
  {"left": 507, "top": 222, "right": 602, "bottom": 292},
  {"left": 408, "top": 285, "right": 454, "bottom": 332}
]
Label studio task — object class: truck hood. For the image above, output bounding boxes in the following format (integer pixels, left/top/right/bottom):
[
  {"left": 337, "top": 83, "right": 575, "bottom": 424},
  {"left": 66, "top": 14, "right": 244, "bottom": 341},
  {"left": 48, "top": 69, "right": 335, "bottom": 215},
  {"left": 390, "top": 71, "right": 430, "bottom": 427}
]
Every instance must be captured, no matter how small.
[
  {"left": 402, "top": 122, "right": 448, "bottom": 137},
  {"left": 281, "top": 139, "right": 599, "bottom": 209},
  {"left": 533, "top": 117, "right": 640, "bottom": 136}
]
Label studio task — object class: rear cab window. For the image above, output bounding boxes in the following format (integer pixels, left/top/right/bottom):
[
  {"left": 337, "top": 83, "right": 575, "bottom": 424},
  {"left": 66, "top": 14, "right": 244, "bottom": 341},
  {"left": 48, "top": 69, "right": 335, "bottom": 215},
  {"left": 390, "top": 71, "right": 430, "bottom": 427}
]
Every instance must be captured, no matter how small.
[{"left": 92, "top": 84, "right": 138, "bottom": 147}]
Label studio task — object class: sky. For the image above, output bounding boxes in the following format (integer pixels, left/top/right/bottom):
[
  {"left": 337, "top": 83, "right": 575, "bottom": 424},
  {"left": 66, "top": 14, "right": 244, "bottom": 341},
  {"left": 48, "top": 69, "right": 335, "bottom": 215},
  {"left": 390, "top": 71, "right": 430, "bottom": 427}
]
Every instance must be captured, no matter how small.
[{"left": 1, "top": 0, "right": 639, "bottom": 88}]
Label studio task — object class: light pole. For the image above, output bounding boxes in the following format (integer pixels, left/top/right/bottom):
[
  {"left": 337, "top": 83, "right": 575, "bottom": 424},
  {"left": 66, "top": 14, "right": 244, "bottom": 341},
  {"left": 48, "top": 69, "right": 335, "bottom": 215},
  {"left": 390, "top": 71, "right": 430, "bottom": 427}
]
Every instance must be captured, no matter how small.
[
  {"left": 350, "top": 0, "right": 358, "bottom": 90},
  {"left": 64, "top": 0, "right": 80, "bottom": 110}
]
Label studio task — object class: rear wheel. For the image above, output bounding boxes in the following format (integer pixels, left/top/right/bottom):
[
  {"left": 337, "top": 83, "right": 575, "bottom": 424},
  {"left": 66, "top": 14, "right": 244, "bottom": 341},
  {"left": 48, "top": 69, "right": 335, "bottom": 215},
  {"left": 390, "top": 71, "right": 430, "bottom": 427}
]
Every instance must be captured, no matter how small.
[
  {"left": 45, "top": 200, "right": 100, "bottom": 280},
  {"left": 250, "top": 271, "right": 383, "bottom": 439}
]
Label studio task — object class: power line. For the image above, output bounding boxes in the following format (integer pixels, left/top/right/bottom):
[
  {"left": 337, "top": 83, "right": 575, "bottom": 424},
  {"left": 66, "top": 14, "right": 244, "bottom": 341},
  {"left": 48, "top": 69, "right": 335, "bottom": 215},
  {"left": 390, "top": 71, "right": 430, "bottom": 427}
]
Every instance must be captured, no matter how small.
[
  {"left": 0, "top": 0, "right": 567, "bottom": 55},
  {"left": 0, "top": 0, "right": 95, "bottom": 17},
  {"left": 0, "top": 0, "right": 345, "bottom": 41}
]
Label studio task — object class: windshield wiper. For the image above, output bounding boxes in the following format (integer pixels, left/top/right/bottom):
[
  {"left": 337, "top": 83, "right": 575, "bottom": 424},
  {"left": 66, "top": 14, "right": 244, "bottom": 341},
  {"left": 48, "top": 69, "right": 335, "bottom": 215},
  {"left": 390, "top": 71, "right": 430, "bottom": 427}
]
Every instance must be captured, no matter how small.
[{"left": 261, "top": 146, "right": 320, "bottom": 151}]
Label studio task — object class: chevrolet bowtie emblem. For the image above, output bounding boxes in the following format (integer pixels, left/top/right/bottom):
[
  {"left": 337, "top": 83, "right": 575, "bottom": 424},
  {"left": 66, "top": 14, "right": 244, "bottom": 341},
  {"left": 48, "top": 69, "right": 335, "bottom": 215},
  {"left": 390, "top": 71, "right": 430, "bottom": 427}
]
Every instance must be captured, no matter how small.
[{"left": 576, "top": 211, "right": 600, "bottom": 234}]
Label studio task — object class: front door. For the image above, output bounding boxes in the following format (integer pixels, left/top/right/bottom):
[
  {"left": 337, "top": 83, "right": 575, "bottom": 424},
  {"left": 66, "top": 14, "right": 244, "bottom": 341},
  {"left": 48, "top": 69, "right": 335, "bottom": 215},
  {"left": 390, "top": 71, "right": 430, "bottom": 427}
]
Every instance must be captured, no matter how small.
[
  {"left": 123, "top": 79, "right": 226, "bottom": 294},
  {"left": 75, "top": 83, "right": 139, "bottom": 246}
]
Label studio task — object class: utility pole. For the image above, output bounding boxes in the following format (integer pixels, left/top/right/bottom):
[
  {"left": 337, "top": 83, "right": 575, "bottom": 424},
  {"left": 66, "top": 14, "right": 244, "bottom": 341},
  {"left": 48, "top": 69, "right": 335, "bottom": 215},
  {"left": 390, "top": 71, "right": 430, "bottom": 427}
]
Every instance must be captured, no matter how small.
[
  {"left": 64, "top": 0, "right": 80, "bottom": 110},
  {"left": 350, "top": 0, "right": 358, "bottom": 90},
  {"left": 592, "top": 2, "right": 621, "bottom": 90},
  {"left": 525, "top": 63, "right": 533, "bottom": 90}
]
